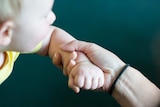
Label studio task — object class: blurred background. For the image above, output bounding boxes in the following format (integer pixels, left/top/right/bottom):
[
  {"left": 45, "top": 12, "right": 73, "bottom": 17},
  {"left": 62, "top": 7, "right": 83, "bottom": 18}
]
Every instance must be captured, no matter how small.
[{"left": 0, "top": 0, "right": 160, "bottom": 107}]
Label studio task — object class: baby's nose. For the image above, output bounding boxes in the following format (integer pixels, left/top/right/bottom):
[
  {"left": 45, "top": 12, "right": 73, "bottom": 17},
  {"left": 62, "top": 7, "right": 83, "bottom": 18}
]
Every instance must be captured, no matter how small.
[{"left": 47, "top": 11, "right": 56, "bottom": 25}]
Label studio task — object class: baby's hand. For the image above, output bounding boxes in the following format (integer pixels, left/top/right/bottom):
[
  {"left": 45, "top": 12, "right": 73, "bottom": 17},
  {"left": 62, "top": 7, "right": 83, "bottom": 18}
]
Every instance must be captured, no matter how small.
[
  {"left": 53, "top": 51, "right": 104, "bottom": 93},
  {"left": 68, "top": 60, "right": 104, "bottom": 93}
]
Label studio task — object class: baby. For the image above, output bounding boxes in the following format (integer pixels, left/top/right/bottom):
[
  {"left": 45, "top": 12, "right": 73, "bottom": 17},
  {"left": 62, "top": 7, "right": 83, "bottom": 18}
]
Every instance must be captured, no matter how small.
[{"left": 0, "top": 0, "right": 104, "bottom": 93}]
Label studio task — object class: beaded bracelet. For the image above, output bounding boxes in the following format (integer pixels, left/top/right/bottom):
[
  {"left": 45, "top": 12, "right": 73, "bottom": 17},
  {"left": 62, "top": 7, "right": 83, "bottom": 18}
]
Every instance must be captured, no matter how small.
[{"left": 109, "top": 64, "right": 130, "bottom": 95}]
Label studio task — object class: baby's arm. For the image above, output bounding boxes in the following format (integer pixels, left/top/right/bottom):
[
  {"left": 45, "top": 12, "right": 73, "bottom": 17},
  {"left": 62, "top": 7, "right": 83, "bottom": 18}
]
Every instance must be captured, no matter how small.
[
  {"left": 47, "top": 26, "right": 104, "bottom": 93},
  {"left": 47, "top": 26, "right": 77, "bottom": 75}
]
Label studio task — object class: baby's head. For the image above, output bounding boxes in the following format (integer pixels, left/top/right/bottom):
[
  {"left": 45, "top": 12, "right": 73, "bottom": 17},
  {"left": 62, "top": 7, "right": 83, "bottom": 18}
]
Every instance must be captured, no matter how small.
[
  {"left": 0, "top": 0, "right": 22, "bottom": 24},
  {"left": 0, "top": 0, "right": 55, "bottom": 52}
]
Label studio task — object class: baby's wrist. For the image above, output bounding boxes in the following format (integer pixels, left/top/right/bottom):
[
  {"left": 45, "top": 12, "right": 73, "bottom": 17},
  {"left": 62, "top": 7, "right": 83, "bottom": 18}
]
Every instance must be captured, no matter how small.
[{"left": 74, "top": 51, "right": 89, "bottom": 63}]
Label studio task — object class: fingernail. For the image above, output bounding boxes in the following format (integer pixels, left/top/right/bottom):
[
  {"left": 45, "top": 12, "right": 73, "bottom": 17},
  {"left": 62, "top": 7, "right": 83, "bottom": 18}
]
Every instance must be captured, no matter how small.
[
  {"left": 70, "top": 60, "right": 76, "bottom": 66},
  {"left": 54, "top": 53, "right": 57, "bottom": 60}
]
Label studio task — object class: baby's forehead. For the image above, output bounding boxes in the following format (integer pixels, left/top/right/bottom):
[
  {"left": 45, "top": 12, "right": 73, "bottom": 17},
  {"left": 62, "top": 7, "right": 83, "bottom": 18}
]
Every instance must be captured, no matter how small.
[{"left": 22, "top": 0, "right": 53, "bottom": 10}]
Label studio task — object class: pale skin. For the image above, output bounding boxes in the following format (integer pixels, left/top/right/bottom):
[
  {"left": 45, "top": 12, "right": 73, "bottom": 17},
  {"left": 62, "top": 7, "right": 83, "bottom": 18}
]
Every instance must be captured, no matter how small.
[
  {"left": 1, "top": 0, "right": 159, "bottom": 106},
  {"left": 0, "top": 0, "right": 104, "bottom": 93},
  {"left": 55, "top": 40, "right": 160, "bottom": 107}
]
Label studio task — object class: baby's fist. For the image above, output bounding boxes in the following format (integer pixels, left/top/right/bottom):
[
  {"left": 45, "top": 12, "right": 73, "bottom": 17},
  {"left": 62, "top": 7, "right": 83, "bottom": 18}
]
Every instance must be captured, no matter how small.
[{"left": 68, "top": 61, "right": 104, "bottom": 93}]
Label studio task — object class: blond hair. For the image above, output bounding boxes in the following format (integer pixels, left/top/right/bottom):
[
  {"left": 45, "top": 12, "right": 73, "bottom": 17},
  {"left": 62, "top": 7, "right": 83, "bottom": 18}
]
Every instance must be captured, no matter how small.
[{"left": 0, "top": 0, "right": 22, "bottom": 24}]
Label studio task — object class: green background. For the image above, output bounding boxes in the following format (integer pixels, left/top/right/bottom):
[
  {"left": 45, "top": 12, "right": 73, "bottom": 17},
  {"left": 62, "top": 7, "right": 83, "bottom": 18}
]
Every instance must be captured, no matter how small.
[{"left": 0, "top": 0, "right": 160, "bottom": 107}]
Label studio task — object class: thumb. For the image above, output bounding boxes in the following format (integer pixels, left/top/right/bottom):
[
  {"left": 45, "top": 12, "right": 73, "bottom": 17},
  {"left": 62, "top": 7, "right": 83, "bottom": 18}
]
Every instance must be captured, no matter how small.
[
  {"left": 68, "top": 75, "right": 80, "bottom": 93},
  {"left": 61, "top": 40, "right": 90, "bottom": 53}
]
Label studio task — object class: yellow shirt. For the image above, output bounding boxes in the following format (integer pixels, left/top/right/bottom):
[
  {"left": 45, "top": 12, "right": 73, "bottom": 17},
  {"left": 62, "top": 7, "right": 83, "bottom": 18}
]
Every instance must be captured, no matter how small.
[
  {"left": 0, "top": 52, "right": 19, "bottom": 84},
  {"left": 0, "top": 42, "right": 42, "bottom": 84}
]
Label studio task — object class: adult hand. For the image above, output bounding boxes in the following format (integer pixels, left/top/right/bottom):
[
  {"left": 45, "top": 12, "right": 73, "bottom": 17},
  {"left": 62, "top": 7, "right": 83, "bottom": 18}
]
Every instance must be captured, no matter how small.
[{"left": 61, "top": 40, "right": 126, "bottom": 91}]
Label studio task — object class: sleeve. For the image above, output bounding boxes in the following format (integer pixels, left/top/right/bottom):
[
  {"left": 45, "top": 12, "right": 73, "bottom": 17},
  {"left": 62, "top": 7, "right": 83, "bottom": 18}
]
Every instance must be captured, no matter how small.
[
  {"left": 0, "top": 51, "right": 19, "bottom": 84},
  {"left": 21, "top": 41, "right": 43, "bottom": 54},
  {"left": 30, "top": 41, "right": 42, "bottom": 53}
]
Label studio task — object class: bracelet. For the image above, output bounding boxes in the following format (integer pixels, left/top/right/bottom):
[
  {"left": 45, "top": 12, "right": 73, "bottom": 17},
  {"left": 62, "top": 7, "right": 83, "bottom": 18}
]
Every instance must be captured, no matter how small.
[{"left": 109, "top": 64, "right": 130, "bottom": 95}]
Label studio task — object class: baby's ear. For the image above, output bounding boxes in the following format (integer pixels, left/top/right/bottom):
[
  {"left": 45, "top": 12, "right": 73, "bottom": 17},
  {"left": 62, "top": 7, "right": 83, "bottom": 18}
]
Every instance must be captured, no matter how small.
[{"left": 0, "top": 21, "right": 14, "bottom": 46}]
